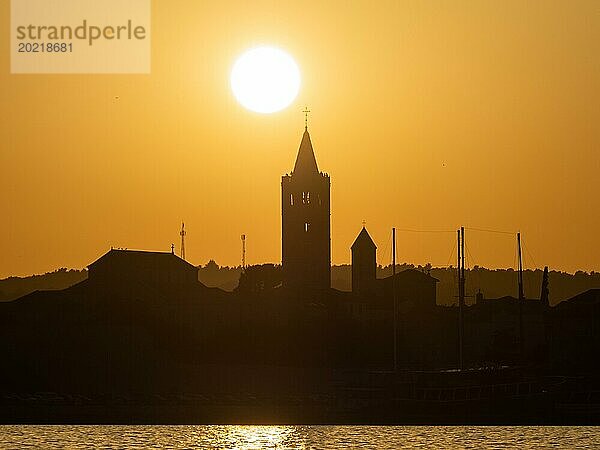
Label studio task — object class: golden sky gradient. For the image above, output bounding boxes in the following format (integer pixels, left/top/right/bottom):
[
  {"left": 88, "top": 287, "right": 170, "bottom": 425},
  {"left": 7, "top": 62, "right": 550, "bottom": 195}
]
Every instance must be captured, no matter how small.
[{"left": 1, "top": 0, "right": 599, "bottom": 277}]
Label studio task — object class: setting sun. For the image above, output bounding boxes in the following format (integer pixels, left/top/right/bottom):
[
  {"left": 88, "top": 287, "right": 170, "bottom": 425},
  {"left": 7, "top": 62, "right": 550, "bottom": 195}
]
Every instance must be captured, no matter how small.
[{"left": 230, "top": 46, "right": 301, "bottom": 114}]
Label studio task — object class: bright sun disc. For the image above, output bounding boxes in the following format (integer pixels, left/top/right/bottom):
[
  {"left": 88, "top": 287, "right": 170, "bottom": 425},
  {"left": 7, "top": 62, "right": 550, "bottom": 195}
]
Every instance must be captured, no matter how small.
[{"left": 231, "top": 46, "right": 301, "bottom": 114}]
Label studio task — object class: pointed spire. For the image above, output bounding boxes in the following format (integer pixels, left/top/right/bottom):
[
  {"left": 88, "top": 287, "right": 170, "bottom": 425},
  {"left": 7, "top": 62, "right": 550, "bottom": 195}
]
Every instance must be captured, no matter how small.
[
  {"left": 293, "top": 128, "right": 319, "bottom": 174},
  {"left": 351, "top": 226, "right": 377, "bottom": 250}
]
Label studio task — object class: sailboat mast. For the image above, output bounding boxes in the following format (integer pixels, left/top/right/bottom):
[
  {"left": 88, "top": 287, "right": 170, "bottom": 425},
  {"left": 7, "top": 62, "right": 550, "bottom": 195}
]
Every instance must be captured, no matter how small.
[
  {"left": 392, "top": 227, "right": 397, "bottom": 373},
  {"left": 517, "top": 232, "right": 524, "bottom": 361},
  {"left": 458, "top": 228, "right": 464, "bottom": 370}
]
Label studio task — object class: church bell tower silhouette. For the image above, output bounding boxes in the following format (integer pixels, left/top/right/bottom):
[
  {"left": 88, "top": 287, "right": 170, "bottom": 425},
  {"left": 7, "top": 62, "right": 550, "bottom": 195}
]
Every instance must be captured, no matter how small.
[{"left": 281, "top": 114, "right": 331, "bottom": 292}]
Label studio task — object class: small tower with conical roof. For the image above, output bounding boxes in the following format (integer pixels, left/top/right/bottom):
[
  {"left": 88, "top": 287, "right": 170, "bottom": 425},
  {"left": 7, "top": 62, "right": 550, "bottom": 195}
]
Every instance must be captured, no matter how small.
[
  {"left": 281, "top": 124, "right": 331, "bottom": 292},
  {"left": 351, "top": 226, "right": 377, "bottom": 296}
]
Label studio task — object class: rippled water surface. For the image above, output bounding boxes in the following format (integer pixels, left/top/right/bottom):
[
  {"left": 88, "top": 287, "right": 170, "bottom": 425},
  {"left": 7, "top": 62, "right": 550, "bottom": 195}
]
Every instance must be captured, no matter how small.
[{"left": 0, "top": 425, "right": 598, "bottom": 448}]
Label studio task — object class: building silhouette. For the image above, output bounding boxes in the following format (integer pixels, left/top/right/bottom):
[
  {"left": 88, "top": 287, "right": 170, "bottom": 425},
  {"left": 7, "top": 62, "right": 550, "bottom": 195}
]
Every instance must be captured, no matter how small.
[
  {"left": 350, "top": 226, "right": 438, "bottom": 307},
  {"left": 379, "top": 269, "right": 439, "bottom": 309},
  {"left": 281, "top": 127, "right": 331, "bottom": 291},
  {"left": 2, "top": 128, "right": 600, "bottom": 424},
  {"left": 351, "top": 226, "right": 377, "bottom": 296}
]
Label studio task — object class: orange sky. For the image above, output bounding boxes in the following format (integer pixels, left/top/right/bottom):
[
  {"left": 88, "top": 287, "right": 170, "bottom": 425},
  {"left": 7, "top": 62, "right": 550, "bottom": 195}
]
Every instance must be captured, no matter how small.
[{"left": 1, "top": 0, "right": 599, "bottom": 277}]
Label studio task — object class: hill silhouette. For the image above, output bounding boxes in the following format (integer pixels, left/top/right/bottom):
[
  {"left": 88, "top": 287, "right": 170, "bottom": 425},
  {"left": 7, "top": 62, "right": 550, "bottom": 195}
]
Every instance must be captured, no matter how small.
[{"left": 0, "top": 268, "right": 87, "bottom": 302}]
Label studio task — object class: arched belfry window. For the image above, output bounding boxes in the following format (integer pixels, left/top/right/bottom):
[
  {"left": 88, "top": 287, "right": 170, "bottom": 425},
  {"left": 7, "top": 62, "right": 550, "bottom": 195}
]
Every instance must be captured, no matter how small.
[
  {"left": 290, "top": 193, "right": 294, "bottom": 206},
  {"left": 302, "top": 192, "right": 311, "bottom": 204},
  {"left": 304, "top": 222, "right": 311, "bottom": 232}
]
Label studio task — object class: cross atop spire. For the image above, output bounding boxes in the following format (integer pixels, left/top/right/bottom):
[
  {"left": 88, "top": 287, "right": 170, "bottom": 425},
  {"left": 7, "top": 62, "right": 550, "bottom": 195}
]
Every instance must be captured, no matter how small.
[{"left": 302, "top": 107, "right": 311, "bottom": 131}]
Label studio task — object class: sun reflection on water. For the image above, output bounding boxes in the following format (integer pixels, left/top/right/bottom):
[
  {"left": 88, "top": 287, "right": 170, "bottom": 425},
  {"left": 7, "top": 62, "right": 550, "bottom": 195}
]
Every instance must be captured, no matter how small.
[
  {"left": 197, "top": 425, "right": 302, "bottom": 449},
  {"left": 2, "top": 425, "right": 600, "bottom": 449}
]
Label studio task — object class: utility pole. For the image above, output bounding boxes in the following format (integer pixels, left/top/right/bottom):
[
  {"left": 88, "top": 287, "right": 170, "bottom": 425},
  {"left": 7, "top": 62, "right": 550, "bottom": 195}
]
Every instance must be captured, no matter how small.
[
  {"left": 517, "top": 232, "right": 524, "bottom": 361},
  {"left": 392, "top": 227, "right": 397, "bottom": 373},
  {"left": 180, "top": 222, "right": 186, "bottom": 260}
]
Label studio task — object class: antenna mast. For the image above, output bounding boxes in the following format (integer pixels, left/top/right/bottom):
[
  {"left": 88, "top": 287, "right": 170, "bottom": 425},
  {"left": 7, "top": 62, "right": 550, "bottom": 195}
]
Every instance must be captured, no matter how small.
[{"left": 180, "top": 222, "right": 186, "bottom": 260}]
